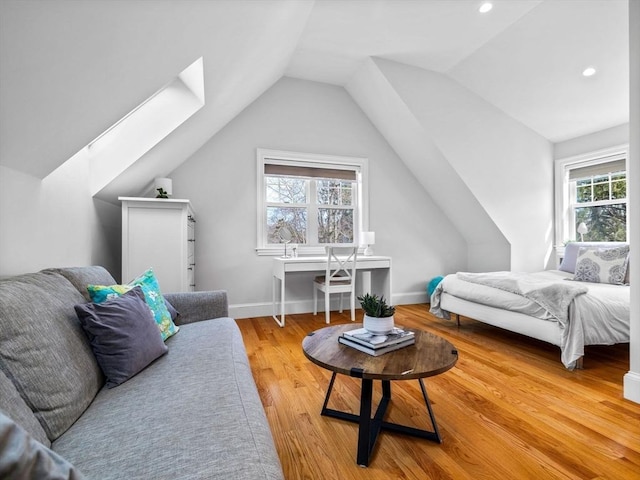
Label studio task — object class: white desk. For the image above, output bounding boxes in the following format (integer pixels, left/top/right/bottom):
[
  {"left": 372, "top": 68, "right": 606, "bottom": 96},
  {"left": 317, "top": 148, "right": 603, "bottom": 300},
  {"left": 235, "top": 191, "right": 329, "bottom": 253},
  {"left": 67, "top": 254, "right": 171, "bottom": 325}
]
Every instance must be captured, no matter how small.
[{"left": 272, "top": 255, "right": 392, "bottom": 327}]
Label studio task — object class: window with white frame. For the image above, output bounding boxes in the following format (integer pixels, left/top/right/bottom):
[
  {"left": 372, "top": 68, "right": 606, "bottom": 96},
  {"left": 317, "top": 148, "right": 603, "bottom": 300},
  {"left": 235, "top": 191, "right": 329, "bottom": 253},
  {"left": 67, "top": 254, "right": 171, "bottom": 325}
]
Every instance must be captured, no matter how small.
[
  {"left": 257, "top": 149, "right": 368, "bottom": 255},
  {"left": 555, "top": 146, "right": 628, "bottom": 245}
]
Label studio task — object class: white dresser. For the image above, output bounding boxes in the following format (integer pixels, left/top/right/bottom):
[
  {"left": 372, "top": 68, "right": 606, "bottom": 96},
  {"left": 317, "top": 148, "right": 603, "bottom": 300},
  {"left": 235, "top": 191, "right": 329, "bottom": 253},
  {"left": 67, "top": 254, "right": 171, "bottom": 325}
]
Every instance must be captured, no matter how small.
[{"left": 119, "top": 197, "right": 196, "bottom": 292}]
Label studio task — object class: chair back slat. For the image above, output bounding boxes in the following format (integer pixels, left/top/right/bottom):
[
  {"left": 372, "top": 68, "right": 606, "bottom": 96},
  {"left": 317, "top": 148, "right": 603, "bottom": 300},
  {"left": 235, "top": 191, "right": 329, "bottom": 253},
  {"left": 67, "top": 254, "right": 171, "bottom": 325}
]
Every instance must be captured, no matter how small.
[
  {"left": 314, "top": 245, "right": 359, "bottom": 323},
  {"left": 325, "top": 246, "right": 358, "bottom": 284}
]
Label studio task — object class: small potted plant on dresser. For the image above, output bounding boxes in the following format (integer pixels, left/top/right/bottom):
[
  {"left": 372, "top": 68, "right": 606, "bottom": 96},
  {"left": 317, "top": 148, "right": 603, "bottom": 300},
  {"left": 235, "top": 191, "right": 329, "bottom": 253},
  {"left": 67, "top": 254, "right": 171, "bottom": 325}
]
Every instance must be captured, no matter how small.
[{"left": 358, "top": 293, "right": 396, "bottom": 334}]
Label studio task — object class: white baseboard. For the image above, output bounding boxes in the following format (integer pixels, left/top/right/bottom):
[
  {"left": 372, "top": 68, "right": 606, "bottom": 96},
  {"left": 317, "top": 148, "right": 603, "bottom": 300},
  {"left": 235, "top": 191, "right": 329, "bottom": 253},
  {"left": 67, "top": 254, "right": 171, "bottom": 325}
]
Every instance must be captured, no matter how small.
[
  {"left": 230, "top": 291, "right": 428, "bottom": 320},
  {"left": 624, "top": 371, "right": 640, "bottom": 404},
  {"left": 393, "top": 291, "right": 429, "bottom": 305},
  {"left": 230, "top": 300, "right": 316, "bottom": 320}
]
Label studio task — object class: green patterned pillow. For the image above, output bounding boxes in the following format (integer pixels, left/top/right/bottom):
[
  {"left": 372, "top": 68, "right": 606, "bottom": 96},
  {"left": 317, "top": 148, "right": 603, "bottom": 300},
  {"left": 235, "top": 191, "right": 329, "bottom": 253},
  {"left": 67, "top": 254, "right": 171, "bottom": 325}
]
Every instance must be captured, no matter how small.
[{"left": 87, "top": 268, "right": 179, "bottom": 340}]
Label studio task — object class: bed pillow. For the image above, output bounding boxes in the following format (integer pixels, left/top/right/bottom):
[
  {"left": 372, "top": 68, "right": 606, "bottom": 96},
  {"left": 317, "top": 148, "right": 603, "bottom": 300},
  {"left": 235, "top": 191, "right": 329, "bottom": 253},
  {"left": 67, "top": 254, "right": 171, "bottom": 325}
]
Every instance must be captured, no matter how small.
[
  {"left": 559, "top": 242, "right": 627, "bottom": 274},
  {"left": 74, "top": 286, "right": 168, "bottom": 388},
  {"left": 573, "top": 245, "right": 630, "bottom": 285},
  {"left": 87, "top": 268, "right": 179, "bottom": 341},
  {"left": 624, "top": 253, "right": 631, "bottom": 285}
]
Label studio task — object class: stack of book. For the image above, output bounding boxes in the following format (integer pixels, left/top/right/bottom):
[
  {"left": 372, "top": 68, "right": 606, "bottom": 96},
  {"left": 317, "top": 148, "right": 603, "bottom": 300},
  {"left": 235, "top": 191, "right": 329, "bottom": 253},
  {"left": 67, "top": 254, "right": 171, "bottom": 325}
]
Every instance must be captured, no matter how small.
[{"left": 338, "top": 327, "right": 415, "bottom": 356}]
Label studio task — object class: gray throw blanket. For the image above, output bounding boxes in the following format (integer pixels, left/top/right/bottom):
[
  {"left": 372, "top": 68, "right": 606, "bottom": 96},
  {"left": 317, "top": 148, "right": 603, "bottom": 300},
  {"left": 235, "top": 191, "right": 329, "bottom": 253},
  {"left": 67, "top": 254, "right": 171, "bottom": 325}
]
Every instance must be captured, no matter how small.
[{"left": 456, "top": 272, "right": 588, "bottom": 325}]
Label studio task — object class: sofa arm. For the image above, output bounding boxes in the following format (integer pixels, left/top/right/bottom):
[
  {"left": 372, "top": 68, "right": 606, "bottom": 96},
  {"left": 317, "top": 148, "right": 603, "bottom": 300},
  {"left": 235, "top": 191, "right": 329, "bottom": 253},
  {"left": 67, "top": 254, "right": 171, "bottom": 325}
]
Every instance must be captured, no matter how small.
[{"left": 164, "top": 291, "right": 229, "bottom": 325}]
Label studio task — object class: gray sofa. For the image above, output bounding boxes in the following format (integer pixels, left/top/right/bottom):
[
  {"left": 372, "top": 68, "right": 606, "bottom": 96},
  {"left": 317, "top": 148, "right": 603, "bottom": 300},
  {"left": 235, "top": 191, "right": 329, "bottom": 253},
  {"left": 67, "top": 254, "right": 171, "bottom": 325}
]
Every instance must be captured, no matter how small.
[{"left": 0, "top": 266, "right": 284, "bottom": 479}]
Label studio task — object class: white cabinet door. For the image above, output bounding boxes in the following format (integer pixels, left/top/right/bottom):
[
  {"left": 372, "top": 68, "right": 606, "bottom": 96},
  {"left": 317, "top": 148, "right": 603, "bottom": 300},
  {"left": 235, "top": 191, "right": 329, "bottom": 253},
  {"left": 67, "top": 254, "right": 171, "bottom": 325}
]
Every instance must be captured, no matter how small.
[{"left": 120, "top": 197, "right": 195, "bottom": 292}]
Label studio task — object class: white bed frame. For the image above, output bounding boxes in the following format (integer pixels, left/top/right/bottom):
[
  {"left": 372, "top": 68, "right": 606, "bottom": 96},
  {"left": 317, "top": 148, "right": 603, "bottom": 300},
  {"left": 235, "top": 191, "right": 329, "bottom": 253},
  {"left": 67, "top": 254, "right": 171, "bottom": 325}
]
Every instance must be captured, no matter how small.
[{"left": 439, "top": 292, "right": 584, "bottom": 368}]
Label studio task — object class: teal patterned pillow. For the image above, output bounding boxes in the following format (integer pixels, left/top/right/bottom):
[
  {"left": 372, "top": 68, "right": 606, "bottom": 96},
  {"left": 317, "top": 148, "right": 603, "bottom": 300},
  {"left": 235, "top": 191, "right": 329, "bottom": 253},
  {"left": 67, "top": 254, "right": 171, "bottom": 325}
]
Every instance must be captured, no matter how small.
[
  {"left": 87, "top": 268, "right": 179, "bottom": 340},
  {"left": 574, "top": 245, "right": 630, "bottom": 285}
]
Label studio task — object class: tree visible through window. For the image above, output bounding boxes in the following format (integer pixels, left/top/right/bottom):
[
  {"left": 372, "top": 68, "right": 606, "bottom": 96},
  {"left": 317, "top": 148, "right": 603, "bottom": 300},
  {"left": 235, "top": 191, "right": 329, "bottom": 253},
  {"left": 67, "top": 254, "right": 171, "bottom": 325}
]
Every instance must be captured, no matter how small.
[
  {"left": 257, "top": 149, "right": 367, "bottom": 254},
  {"left": 317, "top": 180, "right": 353, "bottom": 243},
  {"left": 266, "top": 177, "right": 307, "bottom": 244},
  {"left": 265, "top": 176, "right": 355, "bottom": 245},
  {"left": 565, "top": 155, "right": 627, "bottom": 242},
  {"left": 572, "top": 171, "right": 627, "bottom": 241}
]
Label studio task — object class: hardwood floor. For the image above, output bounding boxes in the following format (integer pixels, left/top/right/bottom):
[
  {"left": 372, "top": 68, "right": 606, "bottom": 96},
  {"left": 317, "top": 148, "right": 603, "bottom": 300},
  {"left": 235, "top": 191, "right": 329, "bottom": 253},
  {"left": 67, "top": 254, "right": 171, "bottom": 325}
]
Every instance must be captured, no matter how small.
[{"left": 236, "top": 305, "right": 640, "bottom": 480}]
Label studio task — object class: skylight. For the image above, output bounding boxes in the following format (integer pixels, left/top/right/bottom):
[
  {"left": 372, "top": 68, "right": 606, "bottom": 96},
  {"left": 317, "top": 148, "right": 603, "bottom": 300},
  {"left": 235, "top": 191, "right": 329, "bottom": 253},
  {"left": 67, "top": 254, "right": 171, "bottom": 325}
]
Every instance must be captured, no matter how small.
[
  {"left": 478, "top": 2, "right": 493, "bottom": 14},
  {"left": 87, "top": 57, "right": 205, "bottom": 195}
]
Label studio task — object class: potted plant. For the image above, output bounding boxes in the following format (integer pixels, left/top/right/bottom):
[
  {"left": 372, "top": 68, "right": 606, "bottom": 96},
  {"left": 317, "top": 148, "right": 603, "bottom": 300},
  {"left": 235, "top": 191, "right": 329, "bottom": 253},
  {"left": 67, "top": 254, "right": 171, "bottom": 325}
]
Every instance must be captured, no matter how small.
[{"left": 358, "top": 293, "right": 396, "bottom": 334}]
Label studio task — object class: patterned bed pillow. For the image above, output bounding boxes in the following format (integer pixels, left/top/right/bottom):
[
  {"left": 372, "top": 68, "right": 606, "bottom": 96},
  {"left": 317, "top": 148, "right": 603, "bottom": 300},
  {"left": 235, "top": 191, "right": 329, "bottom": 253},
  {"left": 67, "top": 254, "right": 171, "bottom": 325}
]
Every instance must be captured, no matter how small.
[
  {"left": 559, "top": 241, "right": 627, "bottom": 273},
  {"left": 87, "top": 268, "right": 179, "bottom": 340},
  {"left": 573, "top": 245, "right": 630, "bottom": 285}
]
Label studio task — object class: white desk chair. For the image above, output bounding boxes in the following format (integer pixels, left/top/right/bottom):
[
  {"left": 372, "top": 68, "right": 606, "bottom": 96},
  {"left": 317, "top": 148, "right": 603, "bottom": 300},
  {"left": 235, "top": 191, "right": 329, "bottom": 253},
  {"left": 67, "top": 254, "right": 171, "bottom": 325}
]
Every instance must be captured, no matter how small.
[{"left": 313, "top": 246, "right": 358, "bottom": 324}]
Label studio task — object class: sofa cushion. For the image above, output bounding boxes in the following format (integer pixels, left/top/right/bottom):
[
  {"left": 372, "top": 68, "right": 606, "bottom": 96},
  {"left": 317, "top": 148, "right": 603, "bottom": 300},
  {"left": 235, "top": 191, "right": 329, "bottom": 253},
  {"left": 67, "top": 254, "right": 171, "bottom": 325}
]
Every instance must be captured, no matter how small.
[
  {"left": 74, "top": 287, "right": 169, "bottom": 388},
  {"left": 0, "top": 412, "right": 85, "bottom": 480},
  {"left": 0, "top": 369, "right": 50, "bottom": 447},
  {"left": 0, "top": 271, "right": 104, "bottom": 441},
  {"left": 53, "top": 318, "right": 284, "bottom": 480},
  {"left": 87, "top": 268, "right": 179, "bottom": 341},
  {"left": 46, "top": 266, "right": 118, "bottom": 302}
]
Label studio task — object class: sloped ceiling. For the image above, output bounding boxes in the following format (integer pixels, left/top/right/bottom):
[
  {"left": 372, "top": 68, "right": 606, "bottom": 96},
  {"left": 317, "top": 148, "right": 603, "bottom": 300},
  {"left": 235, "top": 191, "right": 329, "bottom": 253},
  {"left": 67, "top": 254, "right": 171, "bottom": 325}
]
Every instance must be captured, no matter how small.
[
  {"left": 286, "top": 0, "right": 628, "bottom": 142},
  {"left": 0, "top": 0, "right": 314, "bottom": 181},
  {"left": 0, "top": 0, "right": 629, "bottom": 200}
]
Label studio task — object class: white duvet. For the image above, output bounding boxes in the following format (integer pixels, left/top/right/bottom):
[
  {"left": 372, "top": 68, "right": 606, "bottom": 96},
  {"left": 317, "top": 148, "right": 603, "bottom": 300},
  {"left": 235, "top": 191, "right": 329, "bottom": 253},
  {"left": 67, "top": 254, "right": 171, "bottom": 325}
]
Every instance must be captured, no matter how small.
[{"left": 430, "top": 270, "right": 630, "bottom": 368}]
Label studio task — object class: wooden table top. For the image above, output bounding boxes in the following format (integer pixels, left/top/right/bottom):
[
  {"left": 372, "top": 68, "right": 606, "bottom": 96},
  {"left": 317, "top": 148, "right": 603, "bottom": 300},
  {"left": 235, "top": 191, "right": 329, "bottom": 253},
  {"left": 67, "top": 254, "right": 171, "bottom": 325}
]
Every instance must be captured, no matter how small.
[{"left": 302, "top": 324, "right": 458, "bottom": 381}]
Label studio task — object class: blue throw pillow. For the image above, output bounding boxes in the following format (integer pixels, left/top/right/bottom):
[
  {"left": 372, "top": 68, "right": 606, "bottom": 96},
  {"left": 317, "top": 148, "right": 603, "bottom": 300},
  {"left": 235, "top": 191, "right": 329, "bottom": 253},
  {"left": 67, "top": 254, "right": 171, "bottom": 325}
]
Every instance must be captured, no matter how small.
[
  {"left": 75, "top": 286, "right": 168, "bottom": 388},
  {"left": 87, "top": 268, "right": 179, "bottom": 341}
]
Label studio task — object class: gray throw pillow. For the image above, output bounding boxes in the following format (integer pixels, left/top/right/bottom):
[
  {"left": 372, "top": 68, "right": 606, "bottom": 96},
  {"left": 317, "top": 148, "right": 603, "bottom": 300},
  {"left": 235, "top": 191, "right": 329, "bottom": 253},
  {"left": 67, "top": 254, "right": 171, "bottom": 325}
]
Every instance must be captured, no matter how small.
[
  {"left": 0, "top": 412, "right": 85, "bottom": 480},
  {"left": 74, "top": 287, "right": 168, "bottom": 388}
]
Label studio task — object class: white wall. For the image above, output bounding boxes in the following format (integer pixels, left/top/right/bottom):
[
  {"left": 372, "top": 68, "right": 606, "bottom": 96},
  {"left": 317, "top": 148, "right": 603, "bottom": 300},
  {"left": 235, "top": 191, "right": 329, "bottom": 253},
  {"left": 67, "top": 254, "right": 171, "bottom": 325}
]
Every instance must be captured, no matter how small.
[
  {"left": 347, "top": 58, "right": 511, "bottom": 273},
  {"left": 368, "top": 59, "right": 554, "bottom": 272},
  {"left": 170, "top": 77, "right": 467, "bottom": 318},
  {"left": 553, "top": 123, "right": 629, "bottom": 160},
  {"left": 0, "top": 152, "right": 121, "bottom": 279},
  {"left": 624, "top": 0, "right": 639, "bottom": 404}
]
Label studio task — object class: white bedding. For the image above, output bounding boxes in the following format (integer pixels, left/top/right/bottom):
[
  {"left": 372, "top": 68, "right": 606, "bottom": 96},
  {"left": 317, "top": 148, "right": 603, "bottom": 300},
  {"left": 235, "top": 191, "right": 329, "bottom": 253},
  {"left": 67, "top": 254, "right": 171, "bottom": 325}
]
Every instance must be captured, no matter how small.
[{"left": 430, "top": 270, "right": 630, "bottom": 369}]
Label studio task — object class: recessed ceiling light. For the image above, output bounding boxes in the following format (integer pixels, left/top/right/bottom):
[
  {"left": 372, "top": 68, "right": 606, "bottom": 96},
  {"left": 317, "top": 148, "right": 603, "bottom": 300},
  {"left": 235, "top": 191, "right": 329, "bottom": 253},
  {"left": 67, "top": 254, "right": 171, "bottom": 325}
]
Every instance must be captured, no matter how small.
[
  {"left": 582, "top": 66, "right": 597, "bottom": 77},
  {"left": 479, "top": 2, "right": 493, "bottom": 13}
]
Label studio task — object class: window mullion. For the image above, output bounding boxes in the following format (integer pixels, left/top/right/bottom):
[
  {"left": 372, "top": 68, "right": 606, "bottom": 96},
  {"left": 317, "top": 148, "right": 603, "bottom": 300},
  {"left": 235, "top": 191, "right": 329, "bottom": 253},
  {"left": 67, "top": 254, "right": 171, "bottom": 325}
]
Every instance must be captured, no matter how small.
[{"left": 308, "top": 179, "right": 318, "bottom": 245}]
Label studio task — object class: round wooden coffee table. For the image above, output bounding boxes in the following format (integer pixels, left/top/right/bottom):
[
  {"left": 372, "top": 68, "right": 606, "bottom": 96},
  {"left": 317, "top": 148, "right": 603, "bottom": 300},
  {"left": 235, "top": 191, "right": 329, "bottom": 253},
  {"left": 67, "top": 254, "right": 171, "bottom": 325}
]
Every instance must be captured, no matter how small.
[{"left": 302, "top": 324, "right": 458, "bottom": 467}]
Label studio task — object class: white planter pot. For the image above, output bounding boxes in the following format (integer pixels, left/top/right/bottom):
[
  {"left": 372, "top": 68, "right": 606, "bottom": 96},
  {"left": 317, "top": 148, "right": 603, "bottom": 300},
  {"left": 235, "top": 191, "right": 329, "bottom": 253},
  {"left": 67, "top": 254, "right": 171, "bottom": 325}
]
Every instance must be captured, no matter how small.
[{"left": 363, "top": 314, "right": 394, "bottom": 335}]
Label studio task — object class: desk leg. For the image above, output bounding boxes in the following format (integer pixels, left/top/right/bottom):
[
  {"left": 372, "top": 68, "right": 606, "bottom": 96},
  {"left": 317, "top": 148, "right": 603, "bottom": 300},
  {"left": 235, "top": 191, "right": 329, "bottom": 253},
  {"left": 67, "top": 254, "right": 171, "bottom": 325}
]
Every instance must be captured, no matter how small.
[
  {"left": 360, "top": 271, "right": 372, "bottom": 297},
  {"left": 271, "top": 275, "right": 285, "bottom": 327},
  {"left": 367, "top": 268, "right": 392, "bottom": 303}
]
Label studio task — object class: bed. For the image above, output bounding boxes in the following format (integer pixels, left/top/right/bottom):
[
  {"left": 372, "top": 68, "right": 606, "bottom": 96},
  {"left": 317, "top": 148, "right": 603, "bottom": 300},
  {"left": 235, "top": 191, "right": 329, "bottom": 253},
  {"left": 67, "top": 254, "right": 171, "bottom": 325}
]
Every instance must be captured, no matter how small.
[{"left": 429, "top": 242, "right": 630, "bottom": 369}]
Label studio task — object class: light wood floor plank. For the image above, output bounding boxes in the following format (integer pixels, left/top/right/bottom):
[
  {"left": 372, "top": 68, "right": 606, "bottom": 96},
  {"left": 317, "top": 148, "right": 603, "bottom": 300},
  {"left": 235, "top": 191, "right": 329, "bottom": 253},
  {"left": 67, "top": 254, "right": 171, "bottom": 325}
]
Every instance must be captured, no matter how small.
[{"left": 236, "top": 306, "right": 640, "bottom": 479}]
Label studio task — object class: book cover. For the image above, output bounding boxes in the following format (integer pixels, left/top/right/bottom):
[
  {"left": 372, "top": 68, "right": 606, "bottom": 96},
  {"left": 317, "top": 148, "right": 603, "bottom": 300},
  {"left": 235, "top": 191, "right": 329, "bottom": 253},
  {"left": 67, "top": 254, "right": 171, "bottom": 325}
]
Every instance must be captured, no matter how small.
[
  {"left": 343, "top": 327, "right": 414, "bottom": 349},
  {"left": 338, "top": 335, "right": 415, "bottom": 356}
]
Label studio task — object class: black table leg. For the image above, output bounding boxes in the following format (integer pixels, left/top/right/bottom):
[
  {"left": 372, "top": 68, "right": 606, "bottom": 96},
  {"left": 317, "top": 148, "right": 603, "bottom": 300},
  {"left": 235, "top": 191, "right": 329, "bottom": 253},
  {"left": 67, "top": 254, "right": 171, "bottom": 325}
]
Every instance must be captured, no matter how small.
[
  {"left": 357, "top": 378, "right": 374, "bottom": 466},
  {"left": 321, "top": 375, "right": 442, "bottom": 466},
  {"left": 420, "top": 378, "right": 441, "bottom": 443}
]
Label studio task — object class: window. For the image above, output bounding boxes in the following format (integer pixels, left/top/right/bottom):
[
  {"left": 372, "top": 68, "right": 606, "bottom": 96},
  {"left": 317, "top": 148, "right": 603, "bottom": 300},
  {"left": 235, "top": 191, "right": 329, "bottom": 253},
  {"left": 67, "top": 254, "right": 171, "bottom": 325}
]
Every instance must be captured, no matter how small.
[
  {"left": 87, "top": 57, "right": 205, "bottom": 195},
  {"left": 555, "top": 146, "right": 628, "bottom": 245},
  {"left": 257, "top": 149, "right": 368, "bottom": 255}
]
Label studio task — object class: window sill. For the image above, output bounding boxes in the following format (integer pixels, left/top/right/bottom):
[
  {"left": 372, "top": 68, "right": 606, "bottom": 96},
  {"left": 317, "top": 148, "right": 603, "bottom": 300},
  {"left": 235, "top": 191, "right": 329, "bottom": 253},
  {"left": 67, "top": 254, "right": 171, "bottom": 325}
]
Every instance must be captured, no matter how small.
[{"left": 256, "top": 246, "right": 364, "bottom": 256}]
